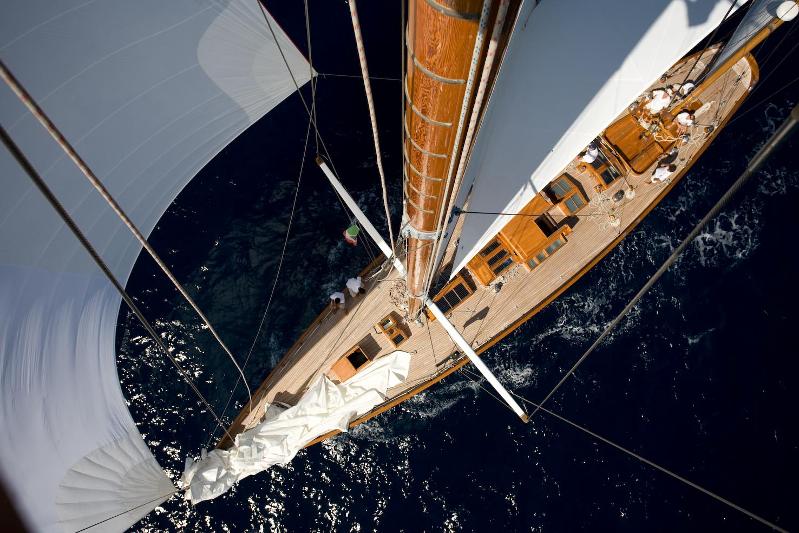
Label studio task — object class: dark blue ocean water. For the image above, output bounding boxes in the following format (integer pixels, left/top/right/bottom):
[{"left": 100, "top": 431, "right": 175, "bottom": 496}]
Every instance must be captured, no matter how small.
[{"left": 117, "top": 3, "right": 799, "bottom": 531}]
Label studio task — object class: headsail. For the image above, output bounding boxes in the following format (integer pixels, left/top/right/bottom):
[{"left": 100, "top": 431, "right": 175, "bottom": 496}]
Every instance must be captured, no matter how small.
[
  {"left": 710, "top": 0, "right": 798, "bottom": 72},
  {"left": 444, "top": 0, "right": 745, "bottom": 277},
  {"left": 0, "top": 0, "right": 310, "bottom": 530}
]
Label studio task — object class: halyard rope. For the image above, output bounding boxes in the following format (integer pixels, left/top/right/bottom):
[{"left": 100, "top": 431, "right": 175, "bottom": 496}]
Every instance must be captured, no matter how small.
[{"left": 348, "top": 0, "right": 397, "bottom": 253}]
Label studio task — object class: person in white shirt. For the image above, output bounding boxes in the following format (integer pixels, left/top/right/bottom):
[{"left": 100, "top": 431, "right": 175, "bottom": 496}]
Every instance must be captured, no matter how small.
[
  {"left": 330, "top": 291, "right": 345, "bottom": 312},
  {"left": 346, "top": 276, "right": 365, "bottom": 297},
  {"left": 651, "top": 162, "right": 676, "bottom": 183},
  {"left": 679, "top": 81, "right": 695, "bottom": 96},
  {"left": 675, "top": 110, "right": 695, "bottom": 133},
  {"left": 580, "top": 143, "right": 599, "bottom": 164},
  {"left": 644, "top": 87, "right": 673, "bottom": 114}
]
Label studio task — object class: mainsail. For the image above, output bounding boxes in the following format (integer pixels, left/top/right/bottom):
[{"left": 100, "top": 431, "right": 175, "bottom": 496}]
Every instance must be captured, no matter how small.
[
  {"left": 443, "top": 0, "right": 746, "bottom": 277},
  {"left": 0, "top": 1, "right": 309, "bottom": 531}
]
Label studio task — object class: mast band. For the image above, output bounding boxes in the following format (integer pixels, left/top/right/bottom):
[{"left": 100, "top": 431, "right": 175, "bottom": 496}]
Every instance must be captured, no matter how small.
[
  {"left": 411, "top": 55, "right": 467, "bottom": 85},
  {"left": 402, "top": 224, "right": 440, "bottom": 240},
  {"left": 405, "top": 119, "right": 449, "bottom": 158},
  {"left": 405, "top": 194, "right": 435, "bottom": 214},
  {"left": 424, "top": 0, "right": 481, "bottom": 21},
  {"left": 404, "top": 169, "right": 440, "bottom": 199},
  {"left": 404, "top": 146, "right": 444, "bottom": 181},
  {"left": 405, "top": 77, "right": 453, "bottom": 127}
]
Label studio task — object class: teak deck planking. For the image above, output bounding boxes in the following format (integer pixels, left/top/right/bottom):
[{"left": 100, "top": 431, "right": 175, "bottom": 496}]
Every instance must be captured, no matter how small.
[{"left": 219, "top": 49, "right": 756, "bottom": 449}]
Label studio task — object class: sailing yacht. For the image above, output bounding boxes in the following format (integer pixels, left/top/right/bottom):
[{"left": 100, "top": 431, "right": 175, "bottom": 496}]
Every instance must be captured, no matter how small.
[
  {"left": 0, "top": 0, "right": 796, "bottom": 530},
  {"left": 201, "top": 0, "right": 794, "bottom": 502}
]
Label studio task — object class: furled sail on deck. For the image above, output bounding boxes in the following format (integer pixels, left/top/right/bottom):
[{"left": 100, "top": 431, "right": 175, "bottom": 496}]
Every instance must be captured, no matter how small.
[
  {"left": 182, "top": 351, "right": 411, "bottom": 504},
  {"left": 444, "top": 0, "right": 744, "bottom": 277},
  {"left": 0, "top": 1, "right": 310, "bottom": 531}
]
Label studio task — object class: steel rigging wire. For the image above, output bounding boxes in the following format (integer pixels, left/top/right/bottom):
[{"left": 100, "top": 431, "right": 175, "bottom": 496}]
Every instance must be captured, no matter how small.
[
  {"left": 211, "top": 1, "right": 388, "bottom": 445},
  {"left": 447, "top": 97, "right": 799, "bottom": 533},
  {"left": 205, "top": 114, "right": 314, "bottom": 448},
  {"left": 256, "top": 0, "right": 388, "bottom": 266},
  {"left": 678, "top": 0, "right": 741, "bottom": 87},
  {"left": 458, "top": 366, "right": 787, "bottom": 532}
]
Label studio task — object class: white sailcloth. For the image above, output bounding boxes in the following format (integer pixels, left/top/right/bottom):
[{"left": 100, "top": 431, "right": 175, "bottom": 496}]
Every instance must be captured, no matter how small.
[
  {"left": 445, "top": 0, "right": 743, "bottom": 277},
  {"left": 0, "top": 1, "right": 310, "bottom": 531},
  {"left": 181, "top": 351, "right": 412, "bottom": 504}
]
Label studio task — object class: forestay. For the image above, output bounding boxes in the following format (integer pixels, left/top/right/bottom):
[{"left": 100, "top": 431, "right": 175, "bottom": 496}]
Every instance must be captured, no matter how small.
[
  {"left": 445, "top": 0, "right": 743, "bottom": 276},
  {"left": 0, "top": 1, "right": 310, "bottom": 531}
]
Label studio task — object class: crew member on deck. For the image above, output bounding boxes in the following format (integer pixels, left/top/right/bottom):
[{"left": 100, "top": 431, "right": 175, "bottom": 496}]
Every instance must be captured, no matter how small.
[
  {"left": 658, "top": 146, "right": 680, "bottom": 166},
  {"left": 677, "top": 81, "right": 696, "bottom": 97},
  {"left": 346, "top": 276, "right": 365, "bottom": 297},
  {"left": 580, "top": 143, "right": 599, "bottom": 164},
  {"left": 644, "top": 87, "right": 674, "bottom": 114},
  {"left": 330, "top": 291, "right": 346, "bottom": 312},
  {"left": 651, "top": 162, "right": 677, "bottom": 183},
  {"left": 675, "top": 110, "right": 695, "bottom": 133}
]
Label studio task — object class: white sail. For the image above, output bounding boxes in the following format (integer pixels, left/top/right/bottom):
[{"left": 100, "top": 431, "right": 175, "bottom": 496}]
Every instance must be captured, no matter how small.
[
  {"left": 445, "top": 0, "right": 743, "bottom": 277},
  {"left": 182, "top": 351, "right": 412, "bottom": 504},
  {"left": 0, "top": 1, "right": 310, "bottom": 531}
]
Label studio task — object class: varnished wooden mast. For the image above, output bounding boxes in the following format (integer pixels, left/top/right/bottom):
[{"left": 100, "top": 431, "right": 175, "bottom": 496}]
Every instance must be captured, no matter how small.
[{"left": 403, "top": 0, "right": 488, "bottom": 316}]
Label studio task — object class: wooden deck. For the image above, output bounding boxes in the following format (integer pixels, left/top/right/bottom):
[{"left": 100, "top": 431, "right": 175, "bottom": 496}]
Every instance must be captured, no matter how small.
[{"left": 220, "top": 49, "right": 756, "bottom": 448}]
